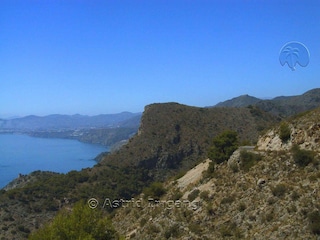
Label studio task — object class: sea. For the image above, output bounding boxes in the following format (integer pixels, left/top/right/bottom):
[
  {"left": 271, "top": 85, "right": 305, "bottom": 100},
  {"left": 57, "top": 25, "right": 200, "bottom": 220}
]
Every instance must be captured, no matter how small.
[{"left": 0, "top": 134, "right": 108, "bottom": 189}]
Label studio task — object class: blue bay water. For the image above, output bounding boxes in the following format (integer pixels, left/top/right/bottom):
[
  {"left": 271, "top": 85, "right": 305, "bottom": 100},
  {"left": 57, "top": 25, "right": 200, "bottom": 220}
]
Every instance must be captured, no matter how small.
[{"left": 0, "top": 134, "right": 108, "bottom": 188}]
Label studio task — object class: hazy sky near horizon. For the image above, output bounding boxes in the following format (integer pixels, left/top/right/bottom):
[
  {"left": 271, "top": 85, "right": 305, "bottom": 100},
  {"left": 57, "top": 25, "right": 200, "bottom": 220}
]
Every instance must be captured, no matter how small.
[{"left": 1, "top": 0, "right": 320, "bottom": 117}]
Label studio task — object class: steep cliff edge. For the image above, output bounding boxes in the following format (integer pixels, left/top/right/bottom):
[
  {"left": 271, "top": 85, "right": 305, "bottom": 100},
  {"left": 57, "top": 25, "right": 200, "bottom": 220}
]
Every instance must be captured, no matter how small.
[{"left": 101, "top": 102, "right": 278, "bottom": 179}]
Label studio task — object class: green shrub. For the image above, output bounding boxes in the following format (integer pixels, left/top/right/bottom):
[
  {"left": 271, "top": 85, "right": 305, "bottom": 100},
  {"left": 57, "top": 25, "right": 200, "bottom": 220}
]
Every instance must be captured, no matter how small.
[
  {"left": 2, "top": 226, "right": 8, "bottom": 231},
  {"left": 181, "top": 209, "right": 193, "bottom": 221},
  {"left": 279, "top": 122, "right": 291, "bottom": 142},
  {"left": 171, "top": 189, "right": 183, "bottom": 201},
  {"left": 164, "top": 224, "right": 180, "bottom": 238},
  {"left": 292, "top": 145, "right": 315, "bottom": 167},
  {"left": 200, "top": 190, "right": 210, "bottom": 201},
  {"left": 146, "top": 224, "right": 160, "bottom": 234},
  {"left": 220, "top": 225, "right": 232, "bottom": 237},
  {"left": 188, "top": 189, "right": 200, "bottom": 202},
  {"left": 240, "top": 139, "right": 252, "bottom": 146},
  {"left": 188, "top": 223, "right": 202, "bottom": 234},
  {"left": 309, "top": 175, "right": 317, "bottom": 182},
  {"left": 291, "top": 191, "right": 300, "bottom": 201},
  {"left": 220, "top": 222, "right": 242, "bottom": 238},
  {"left": 143, "top": 182, "right": 166, "bottom": 200},
  {"left": 221, "top": 195, "right": 235, "bottom": 204},
  {"left": 287, "top": 204, "right": 297, "bottom": 213},
  {"left": 265, "top": 212, "right": 274, "bottom": 222},
  {"left": 308, "top": 210, "right": 320, "bottom": 235},
  {"left": 229, "top": 161, "right": 239, "bottom": 173},
  {"left": 139, "top": 218, "right": 147, "bottom": 227},
  {"left": 240, "top": 150, "right": 262, "bottom": 171},
  {"left": 174, "top": 170, "right": 187, "bottom": 180},
  {"left": 271, "top": 184, "right": 287, "bottom": 198},
  {"left": 28, "top": 201, "right": 118, "bottom": 240},
  {"left": 204, "top": 161, "right": 216, "bottom": 178},
  {"left": 208, "top": 130, "right": 239, "bottom": 164},
  {"left": 238, "top": 202, "right": 246, "bottom": 212},
  {"left": 18, "top": 225, "right": 30, "bottom": 233},
  {"left": 206, "top": 202, "right": 215, "bottom": 216}
]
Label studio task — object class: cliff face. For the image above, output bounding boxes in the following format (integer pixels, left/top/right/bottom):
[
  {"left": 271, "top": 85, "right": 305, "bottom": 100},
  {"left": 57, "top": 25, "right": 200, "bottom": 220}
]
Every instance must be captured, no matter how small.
[{"left": 103, "top": 102, "right": 278, "bottom": 179}]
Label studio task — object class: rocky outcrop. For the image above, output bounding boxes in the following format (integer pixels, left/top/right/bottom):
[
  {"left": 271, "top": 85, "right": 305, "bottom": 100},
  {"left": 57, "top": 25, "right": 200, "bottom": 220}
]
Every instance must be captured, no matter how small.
[
  {"left": 257, "top": 109, "right": 320, "bottom": 152},
  {"left": 257, "top": 129, "right": 291, "bottom": 151},
  {"left": 227, "top": 146, "right": 257, "bottom": 168}
]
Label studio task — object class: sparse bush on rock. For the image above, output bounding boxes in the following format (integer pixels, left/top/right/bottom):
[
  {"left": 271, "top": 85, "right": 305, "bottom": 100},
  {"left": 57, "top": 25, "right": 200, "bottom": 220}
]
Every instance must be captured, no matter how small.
[
  {"left": 200, "top": 190, "right": 210, "bottom": 201},
  {"left": 204, "top": 161, "right": 215, "bottom": 178},
  {"left": 188, "top": 189, "right": 200, "bottom": 202},
  {"left": 229, "top": 161, "right": 239, "bottom": 173},
  {"left": 240, "top": 150, "right": 262, "bottom": 171},
  {"left": 171, "top": 189, "right": 183, "bottom": 201},
  {"left": 279, "top": 122, "right": 291, "bottom": 142}
]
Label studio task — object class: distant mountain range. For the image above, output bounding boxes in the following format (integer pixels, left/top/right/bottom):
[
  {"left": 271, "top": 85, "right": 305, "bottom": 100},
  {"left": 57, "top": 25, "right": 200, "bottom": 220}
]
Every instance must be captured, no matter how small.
[
  {"left": 214, "top": 88, "right": 320, "bottom": 117},
  {"left": 0, "top": 112, "right": 142, "bottom": 148},
  {"left": 2, "top": 88, "right": 319, "bottom": 132},
  {"left": 0, "top": 112, "right": 142, "bottom": 131}
]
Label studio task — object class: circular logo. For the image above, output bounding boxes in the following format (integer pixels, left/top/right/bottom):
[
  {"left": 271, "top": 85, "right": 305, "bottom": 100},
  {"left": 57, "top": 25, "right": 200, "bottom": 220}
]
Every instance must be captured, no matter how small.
[
  {"left": 88, "top": 198, "right": 99, "bottom": 209},
  {"left": 279, "top": 41, "right": 310, "bottom": 71}
]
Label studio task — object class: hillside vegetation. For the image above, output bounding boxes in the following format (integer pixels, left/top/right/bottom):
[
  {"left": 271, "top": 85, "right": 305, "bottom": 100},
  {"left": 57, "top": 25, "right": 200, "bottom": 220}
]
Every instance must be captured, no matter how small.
[
  {"left": 2, "top": 94, "right": 320, "bottom": 239},
  {"left": 0, "top": 102, "right": 278, "bottom": 239},
  {"left": 112, "top": 107, "right": 320, "bottom": 239}
]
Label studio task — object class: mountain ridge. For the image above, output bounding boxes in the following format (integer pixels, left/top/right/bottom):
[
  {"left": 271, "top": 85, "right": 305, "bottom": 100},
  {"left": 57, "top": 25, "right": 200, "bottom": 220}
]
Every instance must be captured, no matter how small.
[
  {"left": 214, "top": 88, "right": 320, "bottom": 117},
  {"left": 215, "top": 94, "right": 262, "bottom": 107},
  {"left": 0, "top": 112, "right": 142, "bottom": 131}
]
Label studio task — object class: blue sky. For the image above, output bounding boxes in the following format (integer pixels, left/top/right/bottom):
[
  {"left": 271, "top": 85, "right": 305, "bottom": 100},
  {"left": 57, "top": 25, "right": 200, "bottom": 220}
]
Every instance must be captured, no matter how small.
[{"left": 1, "top": 0, "right": 320, "bottom": 117}]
